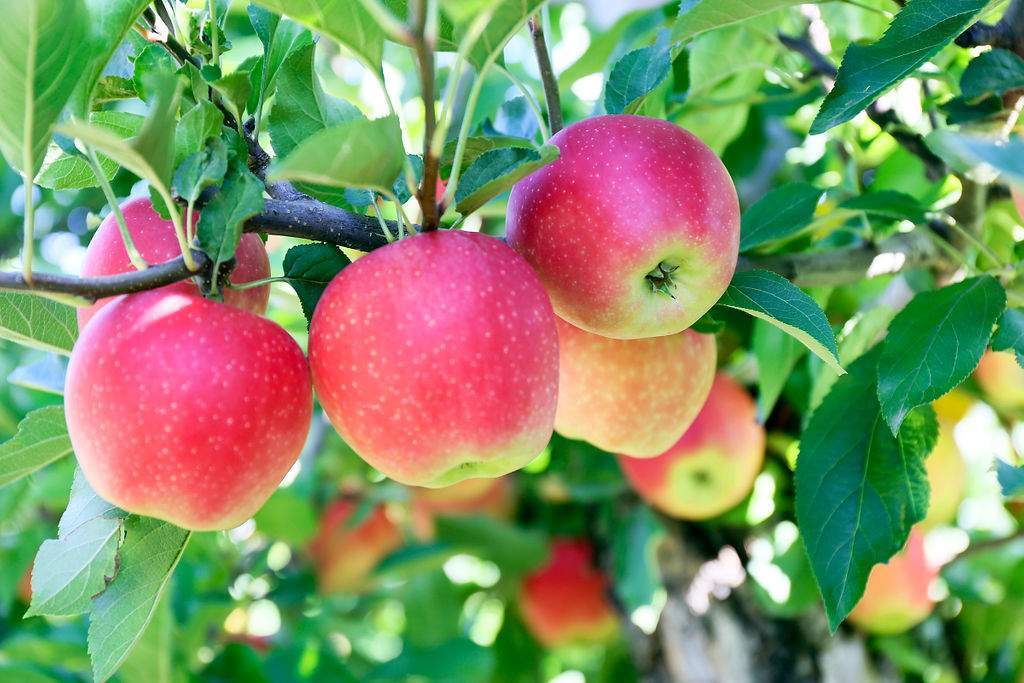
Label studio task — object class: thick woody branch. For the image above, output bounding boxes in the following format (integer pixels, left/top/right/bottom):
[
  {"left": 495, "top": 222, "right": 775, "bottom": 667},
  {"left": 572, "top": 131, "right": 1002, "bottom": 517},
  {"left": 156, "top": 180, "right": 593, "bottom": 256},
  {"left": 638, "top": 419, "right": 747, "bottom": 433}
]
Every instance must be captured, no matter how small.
[
  {"left": 529, "top": 15, "right": 563, "bottom": 135},
  {"left": 244, "top": 198, "right": 397, "bottom": 252}
]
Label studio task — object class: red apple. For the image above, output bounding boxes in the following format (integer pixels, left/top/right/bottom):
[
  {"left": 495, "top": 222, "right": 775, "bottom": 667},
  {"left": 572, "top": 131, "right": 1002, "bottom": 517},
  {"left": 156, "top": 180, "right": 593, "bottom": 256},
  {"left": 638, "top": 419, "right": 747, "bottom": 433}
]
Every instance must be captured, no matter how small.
[
  {"left": 506, "top": 114, "right": 740, "bottom": 339},
  {"left": 409, "top": 476, "right": 514, "bottom": 539},
  {"left": 975, "top": 350, "right": 1024, "bottom": 411},
  {"left": 847, "top": 530, "right": 937, "bottom": 634},
  {"left": 64, "top": 290, "right": 312, "bottom": 531},
  {"left": 309, "top": 230, "right": 559, "bottom": 487},
  {"left": 555, "top": 317, "right": 716, "bottom": 457},
  {"left": 308, "top": 499, "right": 403, "bottom": 594},
  {"left": 78, "top": 197, "right": 271, "bottom": 329},
  {"left": 619, "top": 373, "right": 765, "bottom": 519},
  {"left": 519, "top": 539, "right": 619, "bottom": 647}
]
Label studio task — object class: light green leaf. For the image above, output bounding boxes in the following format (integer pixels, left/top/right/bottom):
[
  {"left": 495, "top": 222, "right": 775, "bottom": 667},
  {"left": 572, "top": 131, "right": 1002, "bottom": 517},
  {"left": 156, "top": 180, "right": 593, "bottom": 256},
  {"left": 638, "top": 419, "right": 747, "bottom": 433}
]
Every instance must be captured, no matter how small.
[
  {"left": 455, "top": 144, "right": 559, "bottom": 215},
  {"left": 719, "top": 270, "right": 842, "bottom": 373},
  {"left": 604, "top": 30, "right": 672, "bottom": 115},
  {"left": 466, "top": 0, "right": 544, "bottom": 70},
  {"left": 795, "top": 348, "right": 936, "bottom": 632},
  {"left": 0, "top": 406, "right": 71, "bottom": 489},
  {"left": 249, "top": 0, "right": 384, "bottom": 70},
  {"left": 673, "top": 0, "right": 808, "bottom": 42},
  {"left": 197, "top": 165, "right": 266, "bottom": 272},
  {"left": 70, "top": 0, "right": 152, "bottom": 115},
  {"left": 811, "top": 0, "right": 988, "bottom": 133},
  {"left": 753, "top": 320, "right": 805, "bottom": 421},
  {"left": 36, "top": 112, "right": 145, "bottom": 191},
  {"left": 270, "top": 116, "right": 405, "bottom": 192},
  {"left": 0, "top": 292, "right": 77, "bottom": 355},
  {"left": 0, "top": 0, "right": 90, "bottom": 174},
  {"left": 839, "top": 190, "right": 926, "bottom": 223},
  {"left": 174, "top": 139, "right": 229, "bottom": 204},
  {"left": 740, "top": 183, "right": 824, "bottom": 252},
  {"left": 117, "top": 592, "right": 174, "bottom": 683},
  {"left": 878, "top": 275, "right": 1005, "bottom": 433},
  {"left": 925, "top": 131, "right": 1024, "bottom": 185},
  {"left": 809, "top": 306, "right": 896, "bottom": 412},
  {"left": 88, "top": 517, "right": 190, "bottom": 683},
  {"left": 175, "top": 101, "right": 224, "bottom": 166}
]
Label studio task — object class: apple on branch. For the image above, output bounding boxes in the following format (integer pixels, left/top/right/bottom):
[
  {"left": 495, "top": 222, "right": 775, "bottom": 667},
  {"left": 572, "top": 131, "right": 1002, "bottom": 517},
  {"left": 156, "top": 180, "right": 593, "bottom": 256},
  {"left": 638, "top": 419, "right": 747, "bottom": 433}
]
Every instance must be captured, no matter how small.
[{"left": 847, "top": 529, "right": 938, "bottom": 635}]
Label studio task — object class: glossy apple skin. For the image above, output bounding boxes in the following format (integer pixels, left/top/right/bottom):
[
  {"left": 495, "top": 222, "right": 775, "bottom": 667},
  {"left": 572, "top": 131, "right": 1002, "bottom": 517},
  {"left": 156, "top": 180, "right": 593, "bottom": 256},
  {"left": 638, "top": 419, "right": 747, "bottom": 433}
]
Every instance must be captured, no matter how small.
[
  {"left": 847, "top": 530, "right": 937, "bottom": 635},
  {"left": 78, "top": 197, "right": 271, "bottom": 330},
  {"left": 519, "top": 539, "right": 619, "bottom": 647},
  {"left": 309, "top": 230, "right": 559, "bottom": 488},
  {"left": 65, "top": 291, "right": 312, "bottom": 531},
  {"left": 975, "top": 350, "right": 1024, "bottom": 411},
  {"left": 308, "top": 499, "right": 403, "bottom": 594},
  {"left": 409, "top": 476, "right": 514, "bottom": 539},
  {"left": 506, "top": 114, "right": 740, "bottom": 339},
  {"left": 619, "top": 373, "right": 765, "bottom": 519},
  {"left": 555, "top": 318, "right": 716, "bottom": 457}
]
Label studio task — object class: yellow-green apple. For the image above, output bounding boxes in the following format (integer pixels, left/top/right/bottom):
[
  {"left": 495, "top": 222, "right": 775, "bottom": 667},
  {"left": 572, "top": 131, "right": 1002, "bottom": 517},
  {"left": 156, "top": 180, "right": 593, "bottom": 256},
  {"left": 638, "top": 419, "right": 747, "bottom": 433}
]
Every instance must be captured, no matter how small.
[
  {"left": 78, "top": 197, "right": 271, "bottom": 329},
  {"left": 847, "top": 530, "right": 938, "bottom": 634},
  {"left": 975, "top": 350, "right": 1024, "bottom": 411},
  {"left": 554, "top": 317, "right": 716, "bottom": 456},
  {"left": 506, "top": 114, "right": 740, "bottom": 339},
  {"left": 309, "top": 230, "right": 559, "bottom": 488},
  {"left": 618, "top": 373, "right": 765, "bottom": 519},
  {"left": 409, "top": 476, "right": 514, "bottom": 540},
  {"left": 519, "top": 539, "right": 619, "bottom": 647},
  {"left": 308, "top": 499, "right": 403, "bottom": 594},
  {"left": 920, "top": 392, "right": 968, "bottom": 530},
  {"left": 64, "top": 290, "right": 312, "bottom": 531}
]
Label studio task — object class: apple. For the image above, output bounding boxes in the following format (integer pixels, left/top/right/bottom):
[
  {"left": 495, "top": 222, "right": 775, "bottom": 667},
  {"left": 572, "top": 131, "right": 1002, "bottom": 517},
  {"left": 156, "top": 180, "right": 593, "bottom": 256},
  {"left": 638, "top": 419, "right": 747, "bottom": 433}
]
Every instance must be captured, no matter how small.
[
  {"left": 519, "top": 539, "right": 619, "bottom": 647},
  {"left": 555, "top": 317, "right": 716, "bottom": 457},
  {"left": 1012, "top": 187, "right": 1024, "bottom": 222},
  {"left": 847, "top": 529, "right": 937, "bottom": 635},
  {"left": 506, "top": 114, "right": 740, "bottom": 340},
  {"left": 309, "top": 230, "right": 559, "bottom": 488},
  {"left": 308, "top": 499, "right": 403, "bottom": 594},
  {"left": 920, "top": 393, "right": 968, "bottom": 530},
  {"left": 64, "top": 290, "right": 312, "bottom": 531},
  {"left": 618, "top": 373, "right": 765, "bottom": 519},
  {"left": 975, "top": 350, "right": 1024, "bottom": 411},
  {"left": 78, "top": 197, "right": 271, "bottom": 329},
  {"left": 409, "top": 476, "right": 514, "bottom": 539}
]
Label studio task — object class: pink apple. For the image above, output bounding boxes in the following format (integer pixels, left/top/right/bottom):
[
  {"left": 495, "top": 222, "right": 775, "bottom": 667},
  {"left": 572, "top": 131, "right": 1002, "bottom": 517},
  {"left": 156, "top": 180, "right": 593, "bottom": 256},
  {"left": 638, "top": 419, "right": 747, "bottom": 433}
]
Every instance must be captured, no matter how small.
[
  {"left": 847, "top": 530, "right": 937, "bottom": 635},
  {"left": 555, "top": 317, "right": 716, "bottom": 457},
  {"left": 619, "top": 373, "right": 765, "bottom": 519},
  {"left": 78, "top": 197, "right": 271, "bottom": 329},
  {"left": 309, "top": 230, "right": 559, "bottom": 488},
  {"left": 65, "top": 290, "right": 312, "bottom": 531},
  {"left": 975, "top": 350, "right": 1024, "bottom": 411},
  {"left": 308, "top": 499, "right": 403, "bottom": 594},
  {"left": 506, "top": 114, "right": 740, "bottom": 339}
]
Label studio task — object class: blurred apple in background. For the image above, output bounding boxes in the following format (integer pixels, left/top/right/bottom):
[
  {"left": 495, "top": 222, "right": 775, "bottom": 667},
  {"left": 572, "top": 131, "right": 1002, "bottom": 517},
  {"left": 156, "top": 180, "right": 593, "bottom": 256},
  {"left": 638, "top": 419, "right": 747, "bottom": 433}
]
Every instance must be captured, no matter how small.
[
  {"left": 847, "top": 530, "right": 938, "bottom": 635},
  {"left": 554, "top": 317, "right": 716, "bottom": 457},
  {"left": 409, "top": 477, "right": 515, "bottom": 539},
  {"left": 308, "top": 499, "right": 403, "bottom": 594},
  {"left": 618, "top": 373, "right": 765, "bottom": 519},
  {"left": 519, "top": 539, "right": 619, "bottom": 647},
  {"left": 975, "top": 350, "right": 1024, "bottom": 412},
  {"left": 920, "top": 393, "right": 969, "bottom": 530}
]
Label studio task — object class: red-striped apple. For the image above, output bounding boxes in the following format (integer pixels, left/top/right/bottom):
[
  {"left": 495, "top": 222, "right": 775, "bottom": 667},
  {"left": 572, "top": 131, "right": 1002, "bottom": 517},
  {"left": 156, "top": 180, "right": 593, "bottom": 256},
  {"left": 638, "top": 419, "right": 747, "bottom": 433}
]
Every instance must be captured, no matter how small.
[
  {"left": 506, "top": 114, "right": 740, "bottom": 339},
  {"left": 308, "top": 499, "right": 403, "bottom": 594}
]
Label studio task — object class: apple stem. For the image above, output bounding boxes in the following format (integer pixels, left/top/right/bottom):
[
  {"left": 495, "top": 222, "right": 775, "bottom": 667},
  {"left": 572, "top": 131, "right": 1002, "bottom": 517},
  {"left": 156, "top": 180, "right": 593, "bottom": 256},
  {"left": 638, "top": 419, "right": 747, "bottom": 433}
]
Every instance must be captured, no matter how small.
[
  {"left": 529, "top": 12, "right": 563, "bottom": 135},
  {"left": 645, "top": 262, "right": 679, "bottom": 299}
]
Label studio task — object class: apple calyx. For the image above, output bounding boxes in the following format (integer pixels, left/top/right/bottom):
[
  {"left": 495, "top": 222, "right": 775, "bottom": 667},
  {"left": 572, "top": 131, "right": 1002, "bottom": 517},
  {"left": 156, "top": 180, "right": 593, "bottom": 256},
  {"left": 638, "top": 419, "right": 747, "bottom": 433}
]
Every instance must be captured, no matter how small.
[{"left": 645, "top": 261, "right": 678, "bottom": 298}]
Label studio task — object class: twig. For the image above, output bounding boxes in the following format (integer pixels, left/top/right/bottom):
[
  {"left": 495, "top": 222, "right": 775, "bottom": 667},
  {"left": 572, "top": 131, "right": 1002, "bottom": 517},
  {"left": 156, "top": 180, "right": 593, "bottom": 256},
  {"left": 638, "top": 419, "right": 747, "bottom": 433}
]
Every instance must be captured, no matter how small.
[
  {"left": 954, "top": 529, "right": 1024, "bottom": 559},
  {"left": 528, "top": 14, "right": 563, "bottom": 135},
  {"left": 412, "top": 0, "right": 441, "bottom": 231}
]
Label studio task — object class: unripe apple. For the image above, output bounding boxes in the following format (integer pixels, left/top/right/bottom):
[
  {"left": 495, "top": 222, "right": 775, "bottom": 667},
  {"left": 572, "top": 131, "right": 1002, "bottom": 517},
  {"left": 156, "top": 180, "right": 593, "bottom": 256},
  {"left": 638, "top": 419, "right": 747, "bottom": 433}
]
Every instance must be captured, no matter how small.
[
  {"left": 847, "top": 530, "right": 937, "bottom": 635},
  {"left": 78, "top": 197, "right": 271, "bottom": 329},
  {"left": 65, "top": 290, "right": 312, "bottom": 531},
  {"left": 506, "top": 114, "right": 740, "bottom": 339},
  {"left": 618, "top": 373, "right": 765, "bottom": 519},
  {"left": 519, "top": 539, "right": 619, "bottom": 647},
  {"left": 975, "top": 350, "right": 1024, "bottom": 411},
  {"left": 409, "top": 476, "right": 514, "bottom": 540},
  {"left": 308, "top": 499, "right": 403, "bottom": 594},
  {"left": 554, "top": 317, "right": 716, "bottom": 457},
  {"left": 309, "top": 230, "right": 559, "bottom": 488}
]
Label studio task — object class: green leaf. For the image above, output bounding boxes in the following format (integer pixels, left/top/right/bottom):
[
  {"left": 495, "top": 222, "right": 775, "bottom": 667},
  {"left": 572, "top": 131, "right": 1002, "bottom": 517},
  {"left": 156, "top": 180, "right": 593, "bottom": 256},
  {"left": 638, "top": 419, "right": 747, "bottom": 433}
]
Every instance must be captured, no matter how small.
[
  {"left": 610, "top": 505, "right": 664, "bottom": 614},
  {"left": 197, "top": 164, "right": 266, "bottom": 273},
  {"left": 740, "top": 183, "right": 823, "bottom": 252},
  {"left": 282, "top": 243, "right": 351, "bottom": 326},
  {"left": 93, "top": 76, "right": 138, "bottom": 106},
  {"left": 840, "top": 190, "right": 926, "bottom": 223},
  {"left": 270, "top": 116, "right": 405, "bottom": 192},
  {"left": 26, "top": 471, "right": 124, "bottom": 618},
  {"left": 718, "top": 270, "right": 842, "bottom": 373},
  {"left": 7, "top": 354, "right": 67, "bottom": 395},
  {"left": 996, "top": 459, "right": 1024, "bottom": 498},
  {"left": 249, "top": 8, "right": 312, "bottom": 106},
  {"left": 36, "top": 112, "right": 145, "bottom": 190},
  {"left": 877, "top": 275, "right": 1005, "bottom": 433},
  {"left": 810, "top": 0, "right": 989, "bottom": 134},
  {"left": 961, "top": 48, "right": 1024, "bottom": 99},
  {"left": 465, "top": 0, "right": 544, "bottom": 70},
  {"left": 809, "top": 306, "right": 896, "bottom": 413},
  {"left": 455, "top": 144, "right": 559, "bottom": 215},
  {"left": 175, "top": 101, "right": 224, "bottom": 166},
  {"left": 441, "top": 135, "right": 533, "bottom": 175},
  {"left": 992, "top": 307, "right": 1024, "bottom": 364},
  {"left": 369, "top": 639, "right": 494, "bottom": 682},
  {"left": 174, "top": 139, "right": 229, "bottom": 204},
  {"left": 0, "top": 406, "right": 72, "bottom": 488},
  {"left": 795, "top": 349, "right": 936, "bottom": 632},
  {"left": 0, "top": 0, "right": 90, "bottom": 174},
  {"left": 88, "top": 517, "right": 190, "bottom": 683},
  {"left": 433, "top": 516, "right": 547, "bottom": 576},
  {"left": 210, "top": 71, "right": 253, "bottom": 125},
  {"left": 131, "top": 44, "right": 178, "bottom": 103},
  {"left": 268, "top": 42, "right": 364, "bottom": 159},
  {"left": 249, "top": 0, "right": 384, "bottom": 70},
  {"left": 925, "top": 131, "right": 1024, "bottom": 185},
  {"left": 672, "top": 0, "right": 807, "bottom": 43},
  {"left": 0, "top": 292, "right": 77, "bottom": 355},
  {"left": 118, "top": 592, "right": 174, "bottom": 683},
  {"left": 753, "top": 320, "right": 805, "bottom": 421},
  {"left": 71, "top": 0, "right": 152, "bottom": 114},
  {"left": 604, "top": 29, "right": 672, "bottom": 115},
  {"left": 253, "top": 488, "right": 318, "bottom": 545}
]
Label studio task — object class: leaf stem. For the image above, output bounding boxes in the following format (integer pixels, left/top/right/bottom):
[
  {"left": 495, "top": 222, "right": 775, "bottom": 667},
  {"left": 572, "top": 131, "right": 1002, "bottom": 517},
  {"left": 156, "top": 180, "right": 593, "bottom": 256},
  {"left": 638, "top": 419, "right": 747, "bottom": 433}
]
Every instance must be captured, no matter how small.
[{"left": 87, "top": 146, "right": 148, "bottom": 270}]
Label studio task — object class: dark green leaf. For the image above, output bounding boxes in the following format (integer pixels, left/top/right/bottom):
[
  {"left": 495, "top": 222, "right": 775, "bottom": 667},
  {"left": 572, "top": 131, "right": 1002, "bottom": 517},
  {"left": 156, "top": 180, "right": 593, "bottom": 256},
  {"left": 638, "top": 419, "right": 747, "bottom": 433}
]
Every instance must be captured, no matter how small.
[
  {"left": 131, "top": 43, "right": 178, "bottom": 103},
  {"left": 197, "top": 165, "right": 266, "bottom": 272},
  {"left": 92, "top": 76, "right": 137, "bottom": 106},
  {"left": 249, "top": 0, "right": 384, "bottom": 69},
  {"left": 465, "top": 0, "right": 544, "bottom": 70},
  {"left": 441, "top": 135, "right": 533, "bottom": 176},
  {"left": 455, "top": 144, "right": 559, "bottom": 215},
  {"left": 174, "top": 138, "right": 229, "bottom": 204},
  {"left": 434, "top": 516, "right": 547, "bottom": 576},
  {"left": 605, "top": 29, "right": 672, "bottom": 115},
  {"left": 369, "top": 639, "right": 494, "bottom": 682},
  {"left": 877, "top": 275, "right": 1005, "bottom": 433},
  {"left": 992, "top": 307, "right": 1024, "bottom": 365},
  {"left": 961, "top": 49, "right": 1024, "bottom": 99},
  {"left": 0, "top": 406, "right": 71, "bottom": 488},
  {"left": 840, "top": 190, "right": 926, "bottom": 223},
  {"left": 610, "top": 506, "right": 664, "bottom": 613},
  {"left": 0, "top": 293, "right": 77, "bottom": 355},
  {"left": 753, "top": 319, "right": 805, "bottom": 421},
  {"left": 740, "top": 182, "right": 823, "bottom": 252},
  {"left": 810, "top": 0, "right": 989, "bottom": 133},
  {"left": 283, "top": 243, "right": 351, "bottom": 326}
]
